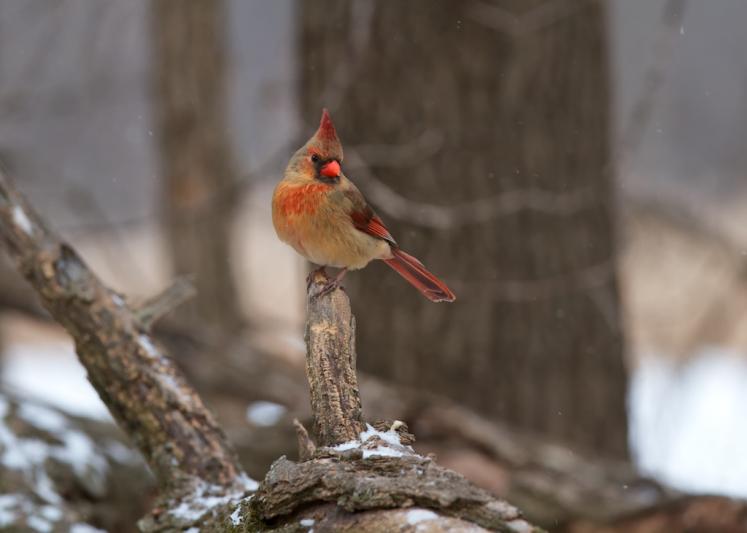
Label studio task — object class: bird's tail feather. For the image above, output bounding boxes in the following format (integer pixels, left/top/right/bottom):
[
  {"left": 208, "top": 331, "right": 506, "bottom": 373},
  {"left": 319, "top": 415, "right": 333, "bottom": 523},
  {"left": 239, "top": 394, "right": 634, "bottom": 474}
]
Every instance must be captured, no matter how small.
[{"left": 384, "top": 248, "right": 456, "bottom": 303}]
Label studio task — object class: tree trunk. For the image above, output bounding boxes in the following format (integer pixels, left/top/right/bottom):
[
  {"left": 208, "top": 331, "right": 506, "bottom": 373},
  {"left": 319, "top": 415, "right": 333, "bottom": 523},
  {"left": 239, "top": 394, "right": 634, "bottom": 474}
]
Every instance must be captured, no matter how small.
[
  {"left": 151, "top": 0, "right": 242, "bottom": 334},
  {"left": 299, "top": 0, "right": 628, "bottom": 458}
]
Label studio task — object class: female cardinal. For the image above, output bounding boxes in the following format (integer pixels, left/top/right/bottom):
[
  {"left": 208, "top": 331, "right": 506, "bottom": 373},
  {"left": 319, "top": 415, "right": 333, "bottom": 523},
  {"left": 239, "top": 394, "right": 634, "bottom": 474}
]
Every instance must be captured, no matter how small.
[{"left": 272, "top": 109, "right": 455, "bottom": 303}]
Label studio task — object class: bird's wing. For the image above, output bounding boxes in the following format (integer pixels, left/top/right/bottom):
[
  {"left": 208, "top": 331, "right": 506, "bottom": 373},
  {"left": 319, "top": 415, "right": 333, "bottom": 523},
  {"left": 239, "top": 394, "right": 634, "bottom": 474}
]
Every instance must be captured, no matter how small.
[{"left": 344, "top": 188, "right": 397, "bottom": 246}]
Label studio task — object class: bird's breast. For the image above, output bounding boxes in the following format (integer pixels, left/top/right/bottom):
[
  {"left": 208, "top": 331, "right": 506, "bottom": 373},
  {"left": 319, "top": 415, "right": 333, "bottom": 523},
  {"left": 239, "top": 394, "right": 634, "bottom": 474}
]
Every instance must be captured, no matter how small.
[
  {"left": 272, "top": 181, "right": 389, "bottom": 269},
  {"left": 274, "top": 182, "right": 331, "bottom": 218},
  {"left": 272, "top": 182, "right": 331, "bottom": 255}
]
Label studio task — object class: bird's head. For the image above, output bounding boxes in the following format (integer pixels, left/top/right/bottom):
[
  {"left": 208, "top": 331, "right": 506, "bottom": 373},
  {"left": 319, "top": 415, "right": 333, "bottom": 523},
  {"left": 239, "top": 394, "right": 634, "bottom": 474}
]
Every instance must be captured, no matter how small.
[{"left": 286, "top": 109, "right": 344, "bottom": 184}]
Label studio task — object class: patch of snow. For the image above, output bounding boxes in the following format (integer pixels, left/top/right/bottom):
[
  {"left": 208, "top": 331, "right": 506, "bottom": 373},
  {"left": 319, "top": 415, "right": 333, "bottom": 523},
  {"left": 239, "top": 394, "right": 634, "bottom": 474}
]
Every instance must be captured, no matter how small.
[
  {"left": 0, "top": 394, "right": 113, "bottom": 505},
  {"left": 59, "top": 430, "right": 108, "bottom": 478},
  {"left": 237, "top": 473, "right": 260, "bottom": 492},
  {"left": 156, "top": 372, "right": 183, "bottom": 396},
  {"left": 230, "top": 504, "right": 243, "bottom": 525},
  {"left": 27, "top": 515, "right": 52, "bottom": 533},
  {"left": 33, "top": 469, "right": 62, "bottom": 504},
  {"left": 0, "top": 424, "right": 30, "bottom": 470},
  {"left": 282, "top": 333, "right": 306, "bottom": 352},
  {"left": 112, "top": 294, "right": 126, "bottom": 307},
  {"left": 2, "top": 342, "right": 110, "bottom": 420},
  {"left": 362, "top": 446, "right": 404, "bottom": 459},
  {"left": 0, "top": 494, "right": 23, "bottom": 526},
  {"left": 0, "top": 494, "right": 71, "bottom": 529},
  {"left": 506, "top": 519, "right": 536, "bottom": 533},
  {"left": 39, "top": 506, "right": 62, "bottom": 522},
  {"left": 330, "top": 424, "right": 415, "bottom": 459},
  {"left": 169, "top": 478, "right": 256, "bottom": 525},
  {"left": 105, "top": 441, "right": 141, "bottom": 465},
  {"left": 32, "top": 470, "right": 62, "bottom": 505},
  {"left": 138, "top": 334, "right": 160, "bottom": 359},
  {"left": 300, "top": 518, "right": 315, "bottom": 527},
  {"left": 0, "top": 509, "right": 14, "bottom": 527},
  {"left": 360, "top": 424, "right": 404, "bottom": 447},
  {"left": 630, "top": 348, "right": 747, "bottom": 498},
  {"left": 70, "top": 525, "right": 107, "bottom": 533},
  {"left": 246, "top": 401, "right": 286, "bottom": 426},
  {"left": 17, "top": 403, "right": 108, "bottom": 491},
  {"left": 406, "top": 508, "right": 438, "bottom": 525},
  {"left": 184, "top": 528, "right": 199, "bottom": 533},
  {"left": 332, "top": 439, "right": 358, "bottom": 451},
  {"left": 11, "top": 205, "right": 33, "bottom": 235},
  {"left": 17, "top": 403, "right": 67, "bottom": 433}
]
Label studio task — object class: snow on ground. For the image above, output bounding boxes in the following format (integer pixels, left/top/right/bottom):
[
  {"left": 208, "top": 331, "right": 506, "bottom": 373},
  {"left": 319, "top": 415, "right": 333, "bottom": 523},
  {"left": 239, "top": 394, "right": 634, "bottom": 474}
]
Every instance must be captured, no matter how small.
[
  {"left": 629, "top": 347, "right": 747, "bottom": 498},
  {"left": 4, "top": 328, "right": 747, "bottom": 499},
  {"left": 168, "top": 474, "right": 257, "bottom": 526},
  {"left": 246, "top": 401, "right": 287, "bottom": 427},
  {"left": 1, "top": 341, "right": 110, "bottom": 421}
]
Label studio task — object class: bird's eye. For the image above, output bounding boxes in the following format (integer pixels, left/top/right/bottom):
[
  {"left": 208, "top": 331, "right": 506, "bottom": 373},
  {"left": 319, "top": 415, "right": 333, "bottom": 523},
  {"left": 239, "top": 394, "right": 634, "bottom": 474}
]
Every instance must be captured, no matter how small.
[{"left": 310, "top": 154, "right": 320, "bottom": 163}]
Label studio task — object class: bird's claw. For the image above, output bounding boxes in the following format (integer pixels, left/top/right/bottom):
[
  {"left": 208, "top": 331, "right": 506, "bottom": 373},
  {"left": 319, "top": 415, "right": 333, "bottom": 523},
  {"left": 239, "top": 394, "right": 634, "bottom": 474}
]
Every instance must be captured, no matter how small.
[
  {"left": 306, "top": 267, "right": 327, "bottom": 291},
  {"left": 308, "top": 267, "right": 348, "bottom": 299},
  {"left": 312, "top": 279, "right": 344, "bottom": 300}
]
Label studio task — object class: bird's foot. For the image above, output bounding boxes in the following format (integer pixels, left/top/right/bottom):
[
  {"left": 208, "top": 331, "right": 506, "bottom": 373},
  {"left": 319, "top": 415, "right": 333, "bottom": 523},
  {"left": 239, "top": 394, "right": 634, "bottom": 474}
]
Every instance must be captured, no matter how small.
[
  {"left": 306, "top": 266, "right": 327, "bottom": 291},
  {"left": 311, "top": 268, "right": 348, "bottom": 299}
]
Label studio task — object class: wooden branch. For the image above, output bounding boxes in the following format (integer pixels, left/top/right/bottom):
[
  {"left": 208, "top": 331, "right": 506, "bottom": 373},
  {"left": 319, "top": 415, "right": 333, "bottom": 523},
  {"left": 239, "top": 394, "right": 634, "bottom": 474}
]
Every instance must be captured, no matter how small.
[
  {"left": 134, "top": 275, "right": 196, "bottom": 331},
  {"left": 235, "top": 270, "right": 543, "bottom": 532},
  {"left": 304, "top": 270, "right": 364, "bottom": 446},
  {"left": 0, "top": 168, "right": 244, "bottom": 493},
  {"left": 293, "top": 418, "right": 316, "bottom": 461},
  {"left": 251, "top": 455, "right": 537, "bottom": 531}
]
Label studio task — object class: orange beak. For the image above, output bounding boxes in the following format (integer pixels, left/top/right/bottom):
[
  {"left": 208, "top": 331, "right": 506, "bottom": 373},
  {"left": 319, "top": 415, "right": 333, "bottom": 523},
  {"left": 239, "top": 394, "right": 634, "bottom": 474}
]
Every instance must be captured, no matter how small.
[{"left": 320, "top": 160, "right": 341, "bottom": 178}]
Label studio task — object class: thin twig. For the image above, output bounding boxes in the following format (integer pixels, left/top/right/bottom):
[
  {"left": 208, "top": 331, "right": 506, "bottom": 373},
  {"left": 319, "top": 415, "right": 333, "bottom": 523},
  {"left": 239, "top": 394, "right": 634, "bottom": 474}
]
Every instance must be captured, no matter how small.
[
  {"left": 346, "top": 148, "right": 598, "bottom": 229},
  {"left": 293, "top": 418, "right": 316, "bottom": 462},
  {"left": 134, "top": 275, "right": 196, "bottom": 331},
  {"left": 468, "top": 0, "right": 599, "bottom": 38},
  {"left": 617, "top": 0, "right": 688, "bottom": 174}
]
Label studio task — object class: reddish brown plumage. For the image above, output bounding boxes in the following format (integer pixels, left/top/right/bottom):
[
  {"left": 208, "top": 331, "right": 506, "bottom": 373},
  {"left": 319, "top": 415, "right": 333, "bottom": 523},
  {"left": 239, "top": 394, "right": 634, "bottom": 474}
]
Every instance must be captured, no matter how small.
[
  {"left": 350, "top": 210, "right": 396, "bottom": 244},
  {"left": 272, "top": 109, "right": 455, "bottom": 303},
  {"left": 317, "top": 108, "right": 338, "bottom": 141},
  {"left": 384, "top": 249, "right": 456, "bottom": 303},
  {"left": 275, "top": 183, "right": 330, "bottom": 217}
]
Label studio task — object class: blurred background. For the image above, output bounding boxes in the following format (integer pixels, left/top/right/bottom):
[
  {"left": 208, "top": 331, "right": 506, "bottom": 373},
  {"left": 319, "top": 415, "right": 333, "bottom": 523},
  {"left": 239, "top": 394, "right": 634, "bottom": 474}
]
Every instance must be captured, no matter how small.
[{"left": 1, "top": 0, "right": 747, "bottom": 531}]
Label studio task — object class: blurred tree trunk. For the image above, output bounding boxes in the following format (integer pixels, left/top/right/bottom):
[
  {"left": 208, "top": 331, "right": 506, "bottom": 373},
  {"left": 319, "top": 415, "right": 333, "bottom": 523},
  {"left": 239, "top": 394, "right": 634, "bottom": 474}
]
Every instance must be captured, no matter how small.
[
  {"left": 151, "top": 0, "right": 242, "bottom": 334},
  {"left": 299, "top": 0, "right": 629, "bottom": 458}
]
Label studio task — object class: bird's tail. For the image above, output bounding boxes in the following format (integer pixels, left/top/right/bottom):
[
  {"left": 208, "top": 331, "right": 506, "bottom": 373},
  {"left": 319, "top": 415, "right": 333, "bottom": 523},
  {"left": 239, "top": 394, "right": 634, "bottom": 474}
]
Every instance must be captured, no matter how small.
[{"left": 384, "top": 248, "right": 456, "bottom": 303}]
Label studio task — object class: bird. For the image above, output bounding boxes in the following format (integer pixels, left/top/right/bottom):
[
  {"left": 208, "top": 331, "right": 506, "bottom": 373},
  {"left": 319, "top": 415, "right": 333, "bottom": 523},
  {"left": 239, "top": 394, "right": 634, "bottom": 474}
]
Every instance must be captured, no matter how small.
[{"left": 272, "top": 109, "right": 455, "bottom": 303}]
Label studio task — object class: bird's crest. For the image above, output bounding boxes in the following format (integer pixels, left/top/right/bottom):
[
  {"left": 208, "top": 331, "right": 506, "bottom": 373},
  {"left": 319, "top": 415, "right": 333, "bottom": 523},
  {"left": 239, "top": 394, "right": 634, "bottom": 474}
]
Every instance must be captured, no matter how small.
[
  {"left": 306, "top": 108, "right": 343, "bottom": 162},
  {"left": 317, "top": 108, "right": 338, "bottom": 142}
]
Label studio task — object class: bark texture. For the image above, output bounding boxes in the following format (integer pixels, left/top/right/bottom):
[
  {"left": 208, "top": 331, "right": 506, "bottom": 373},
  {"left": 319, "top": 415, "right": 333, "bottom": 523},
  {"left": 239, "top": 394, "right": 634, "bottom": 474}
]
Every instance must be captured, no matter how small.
[
  {"left": 151, "top": 0, "right": 242, "bottom": 333},
  {"left": 0, "top": 169, "right": 244, "bottom": 494},
  {"left": 299, "top": 0, "right": 629, "bottom": 458},
  {"left": 249, "top": 454, "right": 537, "bottom": 532},
  {"left": 236, "top": 274, "right": 541, "bottom": 532},
  {"left": 304, "top": 270, "right": 364, "bottom": 446}
]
